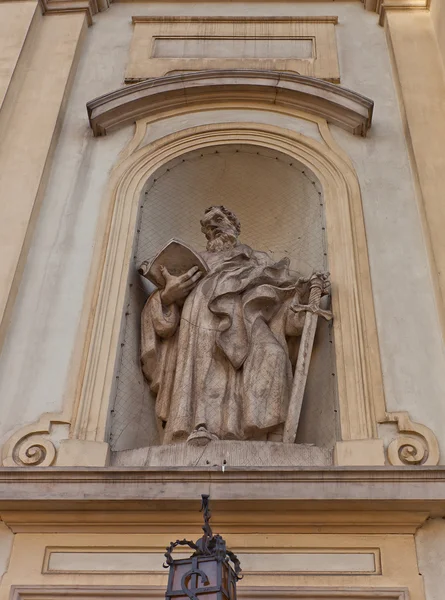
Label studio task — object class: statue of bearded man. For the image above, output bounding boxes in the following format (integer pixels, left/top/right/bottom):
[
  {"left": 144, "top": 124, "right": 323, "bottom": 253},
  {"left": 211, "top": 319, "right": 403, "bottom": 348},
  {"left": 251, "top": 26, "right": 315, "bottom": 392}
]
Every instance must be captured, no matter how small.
[{"left": 141, "top": 206, "right": 312, "bottom": 446}]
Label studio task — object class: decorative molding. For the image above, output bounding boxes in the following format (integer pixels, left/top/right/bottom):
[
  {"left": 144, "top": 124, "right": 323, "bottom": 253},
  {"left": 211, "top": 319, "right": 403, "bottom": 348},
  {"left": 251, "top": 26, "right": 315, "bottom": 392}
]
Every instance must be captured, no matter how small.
[
  {"left": 0, "top": 468, "right": 445, "bottom": 525},
  {"left": 0, "top": 507, "right": 429, "bottom": 535},
  {"left": 381, "top": 411, "right": 440, "bottom": 466},
  {"left": 132, "top": 16, "right": 339, "bottom": 23},
  {"left": 86, "top": 70, "right": 374, "bottom": 137},
  {"left": 38, "top": 0, "right": 109, "bottom": 26},
  {"left": 363, "top": 0, "right": 379, "bottom": 11},
  {"left": 362, "top": 0, "right": 429, "bottom": 22},
  {"left": 126, "top": 18, "right": 340, "bottom": 83},
  {"left": 378, "top": 1, "right": 429, "bottom": 25},
  {"left": 72, "top": 120, "right": 383, "bottom": 451},
  {"left": 10, "top": 586, "right": 410, "bottom": 600},
  {"left": 42, "top": 548, "right": 379, "bottom": 575},
  {"left": 1, "top": 413, "right": 70, "bottom": 467},
  {"left": 362, "top": 0, "right": 430, "bottom": 25}
]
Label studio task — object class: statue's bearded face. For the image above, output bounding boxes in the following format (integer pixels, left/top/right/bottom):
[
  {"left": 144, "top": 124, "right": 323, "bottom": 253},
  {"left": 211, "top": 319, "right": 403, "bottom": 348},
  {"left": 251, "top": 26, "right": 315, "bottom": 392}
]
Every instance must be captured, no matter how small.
[{"left": 200, "top": 207, "right": 239, "bottom": 252}]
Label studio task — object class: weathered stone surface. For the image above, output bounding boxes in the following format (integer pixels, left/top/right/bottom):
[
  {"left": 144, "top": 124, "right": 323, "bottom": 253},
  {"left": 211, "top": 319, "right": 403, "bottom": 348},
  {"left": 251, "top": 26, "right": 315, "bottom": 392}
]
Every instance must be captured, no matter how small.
[
  {"left": 140, "top": 206, "right": 330, "bottom": 446},
  {"left": 112, "top": 440, "right": 332, "bottom": 467}
]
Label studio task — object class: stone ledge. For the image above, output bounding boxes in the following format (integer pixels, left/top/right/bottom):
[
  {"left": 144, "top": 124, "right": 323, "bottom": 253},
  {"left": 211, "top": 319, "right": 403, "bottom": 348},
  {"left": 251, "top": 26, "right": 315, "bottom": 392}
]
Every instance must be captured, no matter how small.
[
  {"left": 113, "top": 442, "right": 332, "bottom": 468},
  {"left": 1, "top": 467, "right": 445, "bottom": 511}
]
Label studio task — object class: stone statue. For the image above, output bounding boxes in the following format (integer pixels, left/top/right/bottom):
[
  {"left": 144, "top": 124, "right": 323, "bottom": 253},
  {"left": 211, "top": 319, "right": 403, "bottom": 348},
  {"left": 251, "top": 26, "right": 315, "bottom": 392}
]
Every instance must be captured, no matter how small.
[{"left": 141, "top": 206, "right": 330, "bottom": 446}]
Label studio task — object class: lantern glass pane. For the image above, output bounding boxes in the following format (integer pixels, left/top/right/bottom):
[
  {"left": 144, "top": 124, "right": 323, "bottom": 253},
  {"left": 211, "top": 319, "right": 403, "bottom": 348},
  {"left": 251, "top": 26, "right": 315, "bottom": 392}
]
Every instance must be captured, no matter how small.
[
  {"left": 199, "top": 558, "right": 218, "bottom": 587},
  {"left": 171, "top": 561, "right": 194, "bottom": 591},
  {"left": 222, "top": 563, "right": 228, "bottom": 590}
]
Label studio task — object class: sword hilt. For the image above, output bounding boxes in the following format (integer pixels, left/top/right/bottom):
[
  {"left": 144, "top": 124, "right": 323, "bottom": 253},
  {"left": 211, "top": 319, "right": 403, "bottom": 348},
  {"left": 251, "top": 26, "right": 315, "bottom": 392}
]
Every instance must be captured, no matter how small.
[{"left": 291, "top": 272, "right": 332, "bottom": 321}]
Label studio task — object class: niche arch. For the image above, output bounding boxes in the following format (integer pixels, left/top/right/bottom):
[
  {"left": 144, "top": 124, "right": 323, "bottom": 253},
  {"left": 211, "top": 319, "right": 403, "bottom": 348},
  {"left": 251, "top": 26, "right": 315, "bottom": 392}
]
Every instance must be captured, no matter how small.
[
  {"left": 111, "top": 143, "right": 337, "bottom": 453},
  {"left": 69, "top": 120, "right": 387, "bottom": 458}
]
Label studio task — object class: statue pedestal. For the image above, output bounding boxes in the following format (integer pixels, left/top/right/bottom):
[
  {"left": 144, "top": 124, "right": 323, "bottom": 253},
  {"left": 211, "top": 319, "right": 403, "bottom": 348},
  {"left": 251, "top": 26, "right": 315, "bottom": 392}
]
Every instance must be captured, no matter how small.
[{"left": 112, "top": 440, "right": 332, "bottom": 467}]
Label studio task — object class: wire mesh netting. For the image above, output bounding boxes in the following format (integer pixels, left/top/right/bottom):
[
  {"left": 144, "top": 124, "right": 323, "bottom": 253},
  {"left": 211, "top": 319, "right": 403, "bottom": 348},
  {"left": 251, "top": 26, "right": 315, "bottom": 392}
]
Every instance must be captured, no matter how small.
[{"left": 109, "top": 144, "right": 339, "bottom": 457}]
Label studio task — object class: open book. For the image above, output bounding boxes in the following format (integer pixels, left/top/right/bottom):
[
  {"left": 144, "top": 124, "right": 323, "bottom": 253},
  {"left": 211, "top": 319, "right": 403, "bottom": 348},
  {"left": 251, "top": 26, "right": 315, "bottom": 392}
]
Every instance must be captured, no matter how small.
[{"left": 138, "top": 238, "right": 209, "bottom": 288}]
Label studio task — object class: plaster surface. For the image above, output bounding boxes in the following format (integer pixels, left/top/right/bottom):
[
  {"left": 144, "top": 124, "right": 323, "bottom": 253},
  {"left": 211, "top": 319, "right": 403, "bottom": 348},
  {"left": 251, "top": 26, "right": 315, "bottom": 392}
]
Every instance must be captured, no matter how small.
[
  {"left": 415, "top": 518, "right": 445, "bottom": 600},
  {"left": 141, "top": 109, "right": 323, "bottom": 146},
  {"left": 431, "top": 0, "right": 445, "bottom": 70},
  {"left": 0, "top": 10, "right": 86, "bottom": 354},
  {"left": 0, "top": 7, "right": 133, "bottom": 446},
  {"left": 328, "top": 11, "right": 445, "bottom": 453},
  {"left": 0, "top": 1, "right": 37, "bottom": 110},
  {"left": 0, "top": 525, "right": 425, "bottom": 600},
  {"left": 0, "top": 524, "right": 13, "bottom": 584},
  {"left": 1, "top": 1, "right": 444, "bottom": 461}
]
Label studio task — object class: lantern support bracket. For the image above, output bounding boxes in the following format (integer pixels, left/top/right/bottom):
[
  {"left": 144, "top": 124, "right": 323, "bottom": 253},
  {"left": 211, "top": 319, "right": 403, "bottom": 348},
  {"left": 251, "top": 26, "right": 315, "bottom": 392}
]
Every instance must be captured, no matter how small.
[{"left": 163, "top": 495, "right": 242, "bottom": 580}]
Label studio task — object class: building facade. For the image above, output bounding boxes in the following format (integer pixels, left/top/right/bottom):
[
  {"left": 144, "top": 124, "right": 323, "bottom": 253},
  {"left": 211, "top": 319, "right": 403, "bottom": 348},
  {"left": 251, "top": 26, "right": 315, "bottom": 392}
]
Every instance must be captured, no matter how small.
[{"left": 1, "top": 0, "right": 445, "bottom": 599}]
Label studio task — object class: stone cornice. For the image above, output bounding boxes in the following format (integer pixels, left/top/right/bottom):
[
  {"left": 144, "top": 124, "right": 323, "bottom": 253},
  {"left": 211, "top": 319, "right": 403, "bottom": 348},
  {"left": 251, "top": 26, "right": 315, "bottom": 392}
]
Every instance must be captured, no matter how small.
[
  {"left": 3, "top": 467, "right": 445, "bottom": 533},
  {"left": 1, "top": 466, "right": 445, "bottom": 509},
  {"left": 38, "top": 0, "right": 109, "bottom": 26},
  {"left": 35, "top": 0, "right": 430, "bottom": 26},
  {"left": 378, "top": 0, "right": 430, "bottom": 25},
  {"left": 362, "top": 0, "right": 431, "bottom": 25},
  {"left": 86, "top": 70, "right": 374, "bottom": 137}
]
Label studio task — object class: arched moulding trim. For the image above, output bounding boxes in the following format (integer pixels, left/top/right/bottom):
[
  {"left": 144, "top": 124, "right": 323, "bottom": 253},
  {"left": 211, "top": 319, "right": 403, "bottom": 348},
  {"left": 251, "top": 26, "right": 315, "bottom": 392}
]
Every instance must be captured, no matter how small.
[
  {"left": 86, "top": 70, "right": 374, "bottom": 138},
  {"left": 70, "top": 122, "right": 384, "bottom": 449}
]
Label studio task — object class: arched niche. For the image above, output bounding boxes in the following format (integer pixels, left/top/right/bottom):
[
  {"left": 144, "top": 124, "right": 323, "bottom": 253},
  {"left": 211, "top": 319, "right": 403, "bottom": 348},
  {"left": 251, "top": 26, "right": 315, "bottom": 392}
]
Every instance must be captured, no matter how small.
[
  {"left": 110, "top": 144, "right": 338, "bottom": 457},
  {"left": 69, "top": 120, "right": 387, "bottom": 464}
]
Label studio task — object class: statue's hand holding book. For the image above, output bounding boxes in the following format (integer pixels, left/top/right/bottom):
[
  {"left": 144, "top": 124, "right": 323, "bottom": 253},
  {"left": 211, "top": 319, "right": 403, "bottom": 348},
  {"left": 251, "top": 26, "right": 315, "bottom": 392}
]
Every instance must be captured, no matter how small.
[{"left": 138, "top": 238, "right": 209, "bottom": 288}]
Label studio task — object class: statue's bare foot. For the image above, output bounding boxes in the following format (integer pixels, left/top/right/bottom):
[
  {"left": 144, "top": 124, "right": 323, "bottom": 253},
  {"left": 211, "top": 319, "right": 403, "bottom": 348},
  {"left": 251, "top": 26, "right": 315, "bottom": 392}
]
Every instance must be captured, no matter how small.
[{"left": 187, "top": 426, "right": 218, "bottom": 447}]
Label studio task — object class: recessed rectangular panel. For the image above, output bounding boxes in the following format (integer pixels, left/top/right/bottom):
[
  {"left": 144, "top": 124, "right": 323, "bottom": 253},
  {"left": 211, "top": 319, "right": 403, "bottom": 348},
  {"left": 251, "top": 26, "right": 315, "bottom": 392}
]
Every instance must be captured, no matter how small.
[
  {"left": 46, "top": 551, "right": 191, "bottom": 573},
  {"left": 125, "top": 17, "right": 340, "bottom": 83},
  {"left": 241, "top": 552, "right": 377, "bottom": 573},
  {"left": 45, "top": 550, "right": 377, "bottom": 574},
  {"left": 152, "top": 37, "right": 314, "bottom": 59}
]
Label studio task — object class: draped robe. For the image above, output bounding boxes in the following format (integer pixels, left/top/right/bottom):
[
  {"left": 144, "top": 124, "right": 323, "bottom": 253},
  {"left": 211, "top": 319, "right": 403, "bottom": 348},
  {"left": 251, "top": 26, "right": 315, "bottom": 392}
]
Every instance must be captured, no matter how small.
[{"left": 141, "top": 243, "right": 305, "bottom": 444}]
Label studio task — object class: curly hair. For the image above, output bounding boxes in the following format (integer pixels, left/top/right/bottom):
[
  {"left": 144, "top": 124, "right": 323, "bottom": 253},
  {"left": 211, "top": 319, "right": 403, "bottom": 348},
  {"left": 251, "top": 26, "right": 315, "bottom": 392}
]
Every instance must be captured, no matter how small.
[{"left": 204, "top": 205, "right": 241, "bottom": 235}]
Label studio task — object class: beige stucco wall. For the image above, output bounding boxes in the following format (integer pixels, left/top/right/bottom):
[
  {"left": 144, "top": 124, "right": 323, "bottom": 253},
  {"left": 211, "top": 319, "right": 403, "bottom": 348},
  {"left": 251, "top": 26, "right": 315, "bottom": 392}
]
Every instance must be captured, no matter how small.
[
  {"left": 0, "top": 8, "right": 87, "bottom": 355},
  {"left": 0, "top": 1, "right": 37, "bottom": 111},
  {"left": 416, "top": 518, "right": 445, "bottom": 600},
  {"left": 0, "top": 524, "right": 13, "bottom": 585},
  {"left": 1, "top": 2, "right": 444, "bottom": 459},
  {"left": 0, "top": 517, "right": 428, "bottom": 600},
  {"left": 431, "top": 0, "right": 445, "bottom": 69}
]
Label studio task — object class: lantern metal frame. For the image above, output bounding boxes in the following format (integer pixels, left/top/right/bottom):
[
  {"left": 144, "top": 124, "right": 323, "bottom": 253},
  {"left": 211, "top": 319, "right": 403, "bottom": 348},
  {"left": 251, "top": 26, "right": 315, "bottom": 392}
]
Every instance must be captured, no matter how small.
[{"left": 164, "top": 495, "right": 242, "bottom": 600}]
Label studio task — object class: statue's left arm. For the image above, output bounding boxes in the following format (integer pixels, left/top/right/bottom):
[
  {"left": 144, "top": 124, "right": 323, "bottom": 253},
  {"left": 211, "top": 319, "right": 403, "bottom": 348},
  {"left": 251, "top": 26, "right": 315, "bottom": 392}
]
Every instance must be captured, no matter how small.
[
  {"left": 284, "top": 273, "right": 332, "bottom": 337},
  {"left": 285, "top": 296, "right": 306, "bottom": 337},
  {"left": 284, "top": 277, "right": 311, "bottom": 337}
]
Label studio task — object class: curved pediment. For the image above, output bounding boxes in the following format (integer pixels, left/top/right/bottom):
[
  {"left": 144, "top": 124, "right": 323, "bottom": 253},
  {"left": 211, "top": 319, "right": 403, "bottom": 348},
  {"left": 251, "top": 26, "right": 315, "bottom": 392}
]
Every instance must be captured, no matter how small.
[{"left": 87, "top": 70, "right": 374, "bottom": 137}]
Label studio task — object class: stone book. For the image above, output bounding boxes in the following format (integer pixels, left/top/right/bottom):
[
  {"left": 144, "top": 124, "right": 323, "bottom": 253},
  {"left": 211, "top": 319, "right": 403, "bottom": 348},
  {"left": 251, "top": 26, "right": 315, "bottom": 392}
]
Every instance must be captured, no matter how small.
[{"left": 138, "top": 238, "right": 209, "bottom": 288}]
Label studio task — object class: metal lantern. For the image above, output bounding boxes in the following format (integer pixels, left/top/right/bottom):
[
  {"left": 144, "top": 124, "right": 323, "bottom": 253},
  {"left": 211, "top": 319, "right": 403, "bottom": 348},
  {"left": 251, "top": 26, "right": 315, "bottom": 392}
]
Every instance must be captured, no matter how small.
[{"left": 164, "top": 495, "right": 242, "bottom": 600}]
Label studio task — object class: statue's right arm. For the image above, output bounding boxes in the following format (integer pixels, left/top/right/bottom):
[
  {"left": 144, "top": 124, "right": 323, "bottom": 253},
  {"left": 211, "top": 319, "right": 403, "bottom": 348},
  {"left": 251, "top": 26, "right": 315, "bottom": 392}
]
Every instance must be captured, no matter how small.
[
  {"left": 145, "top": 290, "right": 181, "bottom": 339},
  {"left": 143, "top": 266, "right": 202, "bottom": 340},
  {"left": 159, "top": 266, "right": 202, "bottom": 307}
]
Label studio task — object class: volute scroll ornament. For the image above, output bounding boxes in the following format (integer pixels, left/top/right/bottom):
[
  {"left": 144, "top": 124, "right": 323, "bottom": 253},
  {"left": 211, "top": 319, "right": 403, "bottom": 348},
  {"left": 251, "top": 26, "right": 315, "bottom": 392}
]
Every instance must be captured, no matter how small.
[
  {"left": 14, "top": 436, "right": 56, "bottom": 467},
  {"left": 383, "top": 411, "right": 440, "bottom": 466},
  {"left": 1, "top": 413, "right": 70, "bottom": 467}
]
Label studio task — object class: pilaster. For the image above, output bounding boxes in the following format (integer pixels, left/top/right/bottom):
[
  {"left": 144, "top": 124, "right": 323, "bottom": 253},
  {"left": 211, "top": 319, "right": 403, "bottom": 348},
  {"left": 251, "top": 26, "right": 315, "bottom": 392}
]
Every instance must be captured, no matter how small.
[
  {"left": 0, "top": 7, "right": 87, "bottom": 352},
  {"left": 384, "top": 10, "right": 445, "bottom": 342}
]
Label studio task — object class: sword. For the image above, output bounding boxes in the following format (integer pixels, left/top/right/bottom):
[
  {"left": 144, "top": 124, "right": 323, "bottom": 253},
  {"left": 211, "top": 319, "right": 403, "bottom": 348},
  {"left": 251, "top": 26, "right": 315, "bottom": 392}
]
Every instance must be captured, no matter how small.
[{"left": 283, "top": 272, "right": 332, "bottom": 444}]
